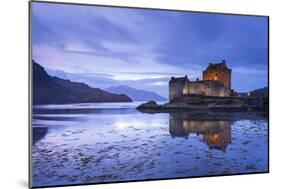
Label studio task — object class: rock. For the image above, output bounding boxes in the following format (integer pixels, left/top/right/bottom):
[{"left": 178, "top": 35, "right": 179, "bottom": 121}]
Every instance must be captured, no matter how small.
[
  {"left": 207, "top": 103, "right": 251, "bottom": 110},
  {"left": 136, "top": 95, "right": 267, "bottom": 113},
  {"left": 207, "top": 103, "right": 216, "bottom": 108},
  {"left": 136, "top": 101, "right": 158, "bottom": 109},
  {"left": 164, "top": 103, "right": 191, "bottom": 109}
]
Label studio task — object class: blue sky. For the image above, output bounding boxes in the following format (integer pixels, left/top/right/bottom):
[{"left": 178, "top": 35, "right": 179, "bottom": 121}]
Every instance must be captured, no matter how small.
[{"left": 32, "top": 2, "right": 268, "bottom": 98}]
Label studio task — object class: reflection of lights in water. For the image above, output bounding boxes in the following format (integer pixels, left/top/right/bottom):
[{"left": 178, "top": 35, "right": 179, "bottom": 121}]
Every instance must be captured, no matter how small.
[
  {"left": 214, "top": 134, "right": 219, "bottom": 140},
  {"left": 170, "top": 117, "right": 232, "bottom": 152},
  {"left": 208, "top": 134, "right": 219, "bottom": 142}
]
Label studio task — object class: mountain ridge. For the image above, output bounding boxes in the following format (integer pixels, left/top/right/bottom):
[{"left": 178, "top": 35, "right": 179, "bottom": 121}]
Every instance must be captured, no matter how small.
[
  {"left": 33, "top": 60, "right": 132, "bottom": 104},
  {"left": 105, "top": 85, "right": 167, "bottom": 102}
]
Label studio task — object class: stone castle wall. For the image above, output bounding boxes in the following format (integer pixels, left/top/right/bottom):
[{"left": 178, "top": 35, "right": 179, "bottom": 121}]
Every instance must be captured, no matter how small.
[
  {"left": 169, "top": 79, "right": 230, "bottom": 101},
  {"left": 203, "top": 66, "right": 231, "bottom": 89},
  {"left": 189, "top": 81, "right": 230, "bottom": 97},
  {"left": 169, "top": 61, "right": 232, "bottom": 101},
  {"left": 169, "top": 78, "right": 188, "bottom": 101}
]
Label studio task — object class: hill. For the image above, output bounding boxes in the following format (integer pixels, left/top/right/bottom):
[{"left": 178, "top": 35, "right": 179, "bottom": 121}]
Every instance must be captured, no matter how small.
[
  {"left": 105, "top": 85, "right": 167, "bottom": 102},
  {"left": 32, "top": 60, "right": 132, "bottom": 104},
  {"left": 239, "top": 86, "right": 268, "bottom": 97}
]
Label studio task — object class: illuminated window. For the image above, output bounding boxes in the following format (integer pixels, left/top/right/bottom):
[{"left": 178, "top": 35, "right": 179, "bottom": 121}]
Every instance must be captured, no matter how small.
[
  {"left": 183, "top": 87, "right": 188, "bottom": 94},
  {"left": 213, "top": 74, "right": 218, "bottom": 81}
]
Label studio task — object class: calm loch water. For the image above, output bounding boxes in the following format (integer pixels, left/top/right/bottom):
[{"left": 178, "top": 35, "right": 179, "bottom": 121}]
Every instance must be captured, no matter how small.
[{"left": 32, "top": 102, "right": 268, "bottom": 187}]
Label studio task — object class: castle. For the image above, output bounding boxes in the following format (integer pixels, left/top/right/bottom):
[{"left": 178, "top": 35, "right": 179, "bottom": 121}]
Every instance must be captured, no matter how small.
[{"left": 169, "top": 60, "right": 233, "bottom": 101}]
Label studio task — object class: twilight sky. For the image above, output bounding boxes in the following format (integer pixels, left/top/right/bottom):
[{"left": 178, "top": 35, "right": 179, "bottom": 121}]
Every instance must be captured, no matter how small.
[{"left": 32, "top": 2, "right": 268, "bottom": 98}]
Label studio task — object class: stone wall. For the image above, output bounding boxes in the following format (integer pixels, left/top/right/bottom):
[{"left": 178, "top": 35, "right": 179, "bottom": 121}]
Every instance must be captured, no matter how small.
[
  {"left": 169, "top": 77, "right": 188, "bottom": 101},
  {"left": 189, "top": 81, "right": 230, "bottom": 97},
  {"left": 203, "top": 64, "right": 231, "bottom": 89},
  {"left": 169, "top": 61, "right": 232, "bottom": 101},
  {"left": 169, "top": 78, "right": 230, "bottom": 102}
]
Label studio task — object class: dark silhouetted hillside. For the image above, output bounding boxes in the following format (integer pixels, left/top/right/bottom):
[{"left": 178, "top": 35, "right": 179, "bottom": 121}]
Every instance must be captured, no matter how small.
[
  {"left": 33, "top": 60, "right": 132, "bottom": 104},
  {"left": 239, "top": 87, "right": 268, "bottom": 97}
]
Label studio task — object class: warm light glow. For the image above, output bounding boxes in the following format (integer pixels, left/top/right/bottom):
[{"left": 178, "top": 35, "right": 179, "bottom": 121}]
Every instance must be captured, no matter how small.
[
  {"left": 183, "top": 87, "right": 188, "bottom": 94},
  {"left": 213, "top": 134, "right": 219, "bottom": 140},
  {"left": 213, "top": 74, "right": 218, "bottom": 81},
  {"left": 207, "top": 134, "right": 220, "bottom": 143}
]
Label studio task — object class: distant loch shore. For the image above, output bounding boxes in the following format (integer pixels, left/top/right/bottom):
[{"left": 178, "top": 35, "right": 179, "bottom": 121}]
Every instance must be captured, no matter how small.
[{"left": 136, "top": 95, "right": 268, "bottom": 113}]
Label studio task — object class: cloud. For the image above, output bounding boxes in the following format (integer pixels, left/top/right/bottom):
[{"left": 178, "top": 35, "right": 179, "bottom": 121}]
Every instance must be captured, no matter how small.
[
  {"left": 46, "top": 67, "right": 170, "bottom": 97},
  {"left": 32, "top": 2, "right": 268, "bottom": 95},
  {"left": 149, "top": 81, "right": 167, "bottom": 86},
  {"left": 232, "top": 66, "right": 268, "bottom": 75}
]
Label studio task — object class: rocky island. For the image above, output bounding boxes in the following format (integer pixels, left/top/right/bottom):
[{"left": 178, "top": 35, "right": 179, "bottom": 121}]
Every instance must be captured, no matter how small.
[{"left": 137, "top": 95, "right": 268, "bottom": 113}]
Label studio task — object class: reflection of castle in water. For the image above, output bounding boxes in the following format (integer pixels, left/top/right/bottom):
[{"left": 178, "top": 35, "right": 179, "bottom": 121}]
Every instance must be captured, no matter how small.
[{"left": 169, "top": 114, "right": 232, "bottom": 152}]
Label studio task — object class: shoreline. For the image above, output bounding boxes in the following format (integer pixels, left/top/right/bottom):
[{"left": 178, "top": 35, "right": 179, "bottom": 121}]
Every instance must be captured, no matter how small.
[{"left": 136, "top": 96, "right": 268, "bottom": 115}]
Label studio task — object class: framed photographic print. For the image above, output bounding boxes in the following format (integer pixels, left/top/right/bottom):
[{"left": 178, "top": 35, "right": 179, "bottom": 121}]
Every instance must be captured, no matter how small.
[{"left": 29, "top": 1, "right": 269, "bottom": 188}]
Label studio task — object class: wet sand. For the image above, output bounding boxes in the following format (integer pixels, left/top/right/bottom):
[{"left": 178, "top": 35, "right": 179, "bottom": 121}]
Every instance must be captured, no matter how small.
[{"left": 32, "top": 102, "right": 268, "bottom": 187}]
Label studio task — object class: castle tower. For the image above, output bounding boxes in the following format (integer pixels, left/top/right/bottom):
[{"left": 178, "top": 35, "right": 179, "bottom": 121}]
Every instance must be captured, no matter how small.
[
  {"left": 169, "top": 75, "right": 189, "bottom": 101},
  {"left": 203, "top": 60, "right": 231, "bottom": 89}
]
